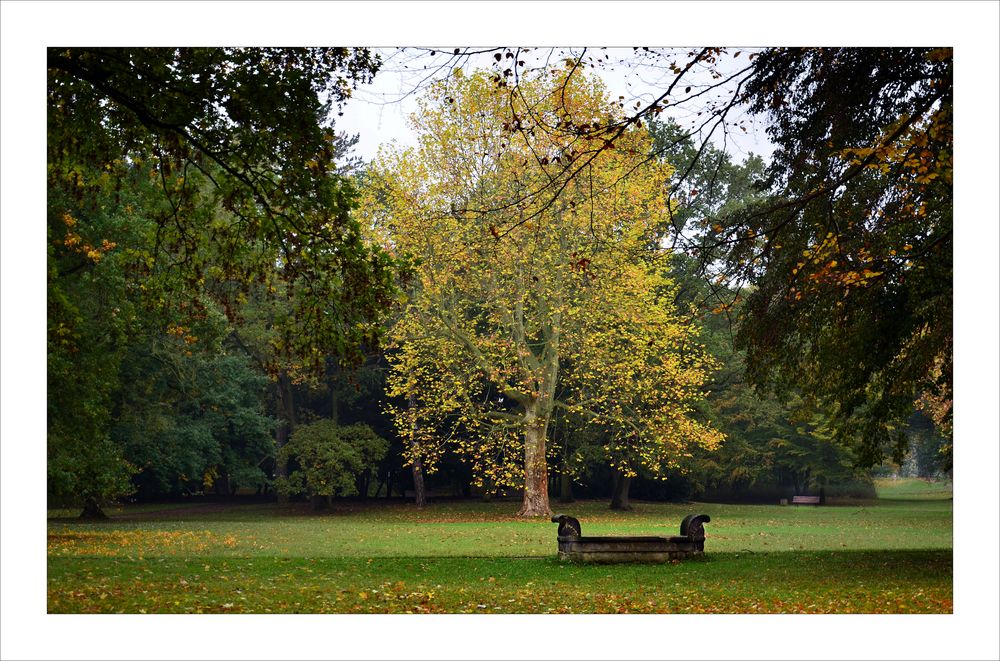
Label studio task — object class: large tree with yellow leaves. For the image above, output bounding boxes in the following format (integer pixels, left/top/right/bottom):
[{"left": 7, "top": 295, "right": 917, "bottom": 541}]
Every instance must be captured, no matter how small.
[{"left": 361, "top": 69, "right": 722, "bottom": 516}]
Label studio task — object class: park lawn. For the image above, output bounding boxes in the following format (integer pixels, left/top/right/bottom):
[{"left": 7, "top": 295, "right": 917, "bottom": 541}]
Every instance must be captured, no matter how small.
[
  {"left": 48, "top": 493, "right": 952, "bottom": 614},
  {"left": 874, "top": 477, "right": 955, "bottom": 500}
]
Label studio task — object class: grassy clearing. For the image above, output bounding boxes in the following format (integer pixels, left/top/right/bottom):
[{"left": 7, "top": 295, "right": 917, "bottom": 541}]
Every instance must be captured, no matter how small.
[
  {"left": 47, "top": 498, "right": 952, "bottom": 558},
  {"left": 48, "top": 493, "right": 952, "bottom": 614},
  {"left": 874, "top": 477, "right": 954, "bottom": 500}
]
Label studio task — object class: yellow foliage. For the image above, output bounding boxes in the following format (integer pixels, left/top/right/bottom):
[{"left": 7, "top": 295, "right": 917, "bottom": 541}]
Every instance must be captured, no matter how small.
[{"left": 359, "top": 69, "right": 721, "bottom": 488}]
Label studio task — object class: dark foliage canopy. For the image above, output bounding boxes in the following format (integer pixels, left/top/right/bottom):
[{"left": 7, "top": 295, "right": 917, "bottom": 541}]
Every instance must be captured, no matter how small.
[
  {"left": 46, "top": 48, "right": 401, "bottom": 510},
  {"left": 48, "top": 47, "right": 399, "bottom": 366},
  {"left": 714, "top": 48, "right": 952, "bottom": 465}
]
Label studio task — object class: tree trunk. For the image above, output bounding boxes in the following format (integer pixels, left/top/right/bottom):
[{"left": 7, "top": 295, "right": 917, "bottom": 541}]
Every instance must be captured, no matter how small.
[
  {"left": 558, "top": 427, "right": 574, "bottom": 503},
  {"left": 518, "top": 405, "right": 552, "bottom": 517},
  {"left": 79, "top": 496, "right": 108, "bottom": 520},
  {"left": 408, "top": 392, "right": 427, "bottom": 508},
  {"left": 559, "top": 470, "right": 574, "bottom": 503},
  {"left": 217, "top": 471, "right": 232, "bottom": 497},
  {"left": 274, "top": 422, "right": 290, "bottom": 502},
  {"left": 329, "top": 361, "right": 340, "bottom": 426},
  {"left": 355, "top": 472, "right": 368, "bottom": 499},
  {"left": 274, "top": 371, "right": 296, "bottom": 503},
  {"left": 609, "top": 471, "right": 633, "bottom": 511},
  {"left": 411, "top": 458, "right": 427, "bottom": 508},
  {"left": 312, "top": 494, "right": 330, "bottom": 510}
]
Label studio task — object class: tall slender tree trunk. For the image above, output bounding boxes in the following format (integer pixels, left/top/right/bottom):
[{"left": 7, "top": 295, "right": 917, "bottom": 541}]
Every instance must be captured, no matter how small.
[
  {"left": 356, "top": 472, "right": 371, "bottom": 499},
  {"left": 274, "top": 370, "right": 296, "bottom": 503},
  {"left": 329, "top": 361, "right": 340, "bottom": 426},
  {"left": 559, "top": 471, "right": 574, "bottom": 504},
  {"left": 275, "top": 422, "right": 290, "bottom": 498},
  {"left": 408, "top": 392, "right": 427, "bottom": 508},
  {"left": 518, "top": 404, "right": 552, "bottom": 517},
  {"left": 552, "top": 404, "right": 574, "bottom": 503},
  {"left": 558, "top": 419, "right": 574, "bottom": 503},
  {"left": 411, "top": 457, "right": 427, "bottom": 507},
  {"left": 609, "top": 470, "right": 633, "bottom": 511}
]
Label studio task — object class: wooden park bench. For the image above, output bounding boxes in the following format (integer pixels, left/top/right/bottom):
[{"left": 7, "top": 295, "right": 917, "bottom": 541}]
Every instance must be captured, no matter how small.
[
  {"left": 551, "top": 513, "right": 711, "bottom": 563},
  {"left": 791, "top": 495, "right": 821, "bottom": 505}
]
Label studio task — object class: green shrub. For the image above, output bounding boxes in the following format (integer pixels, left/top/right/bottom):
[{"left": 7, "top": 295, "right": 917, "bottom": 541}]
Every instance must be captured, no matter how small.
[{"left": 276, "top": 420, "right": 388, "bottom": 500}]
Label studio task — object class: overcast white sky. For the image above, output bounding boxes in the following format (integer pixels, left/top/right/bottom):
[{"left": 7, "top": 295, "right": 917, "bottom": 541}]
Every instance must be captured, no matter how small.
[{"left": 336, "top": 47, "right": 776, "bottom": 164}]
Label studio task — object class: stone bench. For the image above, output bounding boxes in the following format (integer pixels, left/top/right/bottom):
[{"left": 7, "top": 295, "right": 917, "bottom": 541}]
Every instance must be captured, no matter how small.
[{"left": 551, "top": 513, "right": 711, "bottom": 563}]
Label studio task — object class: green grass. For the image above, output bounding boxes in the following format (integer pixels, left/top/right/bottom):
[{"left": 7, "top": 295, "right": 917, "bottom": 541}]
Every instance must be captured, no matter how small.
[
  {"left": 48, "top": 491, "right": 952, "bottom": 613},
  {"left": 874, "top": 477, "right": 954, "bottom": 500}
]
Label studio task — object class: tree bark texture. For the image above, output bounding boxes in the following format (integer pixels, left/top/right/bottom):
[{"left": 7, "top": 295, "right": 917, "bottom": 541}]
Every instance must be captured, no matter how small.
[
  {"left": 518, "top": 405, "right": 552, "bottom": 517},
  {"left": 411, "top": 459, "right": 427, "bottom": 508}
]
